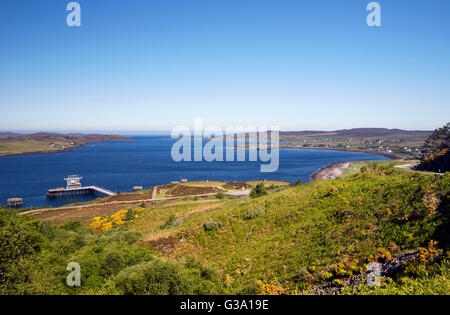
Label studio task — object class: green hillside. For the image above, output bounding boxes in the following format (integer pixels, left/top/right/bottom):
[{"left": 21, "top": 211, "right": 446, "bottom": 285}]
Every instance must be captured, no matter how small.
[
  {"left": 1, "top": 163, "right": 449, "bottom": 295},
  {"left": 141, "top": 165, "right": 449, "bottom": 294}
]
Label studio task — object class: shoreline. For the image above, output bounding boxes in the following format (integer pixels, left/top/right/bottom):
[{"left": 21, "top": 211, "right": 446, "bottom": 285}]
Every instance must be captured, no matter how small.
[
  {"left": 0, "top": 137, "right": 133, "bottom": 158},
  {"left": 307, "top": 146, "right": 404, "bottom": 181},
  {"left": 311, "top": 162, "right": 352, "bottom": 181},
  {"left": 0, "top": 147, "right": 86, "bottom": 158}
]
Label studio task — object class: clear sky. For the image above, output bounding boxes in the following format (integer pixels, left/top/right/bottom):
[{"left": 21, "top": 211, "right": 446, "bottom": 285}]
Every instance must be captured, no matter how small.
[{"left": 0, "top": 0, "right": 449, "bottom": 132}]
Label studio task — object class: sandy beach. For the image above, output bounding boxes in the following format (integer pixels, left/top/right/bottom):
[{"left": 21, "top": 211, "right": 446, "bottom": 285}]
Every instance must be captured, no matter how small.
[{"left": 311, "top": 162, "right": 351, "bottom": 181}]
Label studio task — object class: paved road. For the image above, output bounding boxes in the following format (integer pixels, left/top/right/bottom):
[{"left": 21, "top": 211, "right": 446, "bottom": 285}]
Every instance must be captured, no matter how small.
[
  {"left": 394, "top": 163, "right": 420, "bottom": 170},
  {"left": 19, "top": 190, "right": 250, "bottom": 216},
  {"left": 394, "top": 163, "right": 444, "bottom": 175}
]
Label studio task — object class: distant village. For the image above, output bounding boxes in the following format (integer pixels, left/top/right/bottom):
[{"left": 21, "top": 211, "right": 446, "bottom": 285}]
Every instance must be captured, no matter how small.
[{"left": 280, "top": 136, "right": 423, "bottom": 158}]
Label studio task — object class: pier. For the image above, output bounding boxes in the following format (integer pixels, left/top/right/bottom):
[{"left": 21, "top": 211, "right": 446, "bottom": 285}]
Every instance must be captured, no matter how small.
[{"left": 46, "top": 175, "right": 116, "bottom": 198}]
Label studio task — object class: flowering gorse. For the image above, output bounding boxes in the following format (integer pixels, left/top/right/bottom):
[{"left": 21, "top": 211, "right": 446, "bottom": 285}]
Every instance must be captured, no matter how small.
[{"left": 89, "top": 207, "right": 145, "bottom": 232}]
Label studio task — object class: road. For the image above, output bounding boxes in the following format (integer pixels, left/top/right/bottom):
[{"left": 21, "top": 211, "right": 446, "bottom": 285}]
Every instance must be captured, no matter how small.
[
  {"left": 394, "top": 163, "right": 420, "bottom": 170},
  {"left": 394, "top": 163, "right": 444, "bottom": 175}
]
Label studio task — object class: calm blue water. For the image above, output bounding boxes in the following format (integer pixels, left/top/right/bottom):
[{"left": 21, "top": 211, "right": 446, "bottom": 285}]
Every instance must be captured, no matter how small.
[{"left": 0, "top": 136, "right": 387, "bottom": 208}]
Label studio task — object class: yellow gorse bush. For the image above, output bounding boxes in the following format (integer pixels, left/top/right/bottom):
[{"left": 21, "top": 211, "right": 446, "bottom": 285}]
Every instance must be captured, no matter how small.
[
  {"left": 258, "top": 279, "right": 288, "bottom": 295},
  {"left": 89, "top": 207, "right": 145, "bottom": 232},
  {"left": 419, "top": 240, "right": 442, "bottom": 265}
]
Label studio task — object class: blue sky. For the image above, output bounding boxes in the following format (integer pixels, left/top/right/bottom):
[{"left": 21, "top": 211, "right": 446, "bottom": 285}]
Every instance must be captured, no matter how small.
[{"left": 0, "top": 0, "right": 449, "bottom": 132}]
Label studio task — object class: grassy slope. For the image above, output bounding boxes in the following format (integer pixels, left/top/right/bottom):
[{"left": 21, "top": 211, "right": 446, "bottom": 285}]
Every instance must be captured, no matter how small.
[
  {"left": 133, "top": 199, "right": 233, "bottom": 237},
  {"left": 133, "top": 166, "right": 449, "bottom": 293}
]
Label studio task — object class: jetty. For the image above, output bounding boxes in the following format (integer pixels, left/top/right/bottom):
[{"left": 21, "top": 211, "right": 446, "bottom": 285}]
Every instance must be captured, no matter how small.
[{"left": 46, "top": 175, "right": 116, "bottom": 198}]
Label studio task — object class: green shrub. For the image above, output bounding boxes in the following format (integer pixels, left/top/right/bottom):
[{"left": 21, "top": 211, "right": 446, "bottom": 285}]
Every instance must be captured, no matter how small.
[
  {"left": 125, "top": 208, "right": 135, "bottom": 221},
  {"left": 244, "top": 208, "right": 264, "bottom": 220},
  {"left": 250, "top": 183, "right": 268, "bottom": 198},
  {"left": 98, "top": 230, "right": 143, "bottom": 245},
  {"left": 109, "top": 259, "right": 224, "bottom": 295},
  {"left": 67, "top": 241, "right": 152, "bottom": 289},
  {"left": 203, "top": 221, "right": 222, "bottom": 232},
  {"left": 59, "top": 220, "right": 91, "bottom": 234},
  {"left": 161, "top": 214, "right": 183, "bottom": 229},
  {"left": 216, "top": 192, "right": 226, "bottom": 199},
  {"left": 0, "top": 209, "right": 48, "bottom": 267},
  {"left": 334, "top": 263, "right": 353, "bottom": 277}
]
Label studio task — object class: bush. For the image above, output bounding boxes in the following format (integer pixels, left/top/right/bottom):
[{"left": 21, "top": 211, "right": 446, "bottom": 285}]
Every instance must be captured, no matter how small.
[
  {"left": 0, "top": 209, "right": 48, "bottom": 267},
  {"left": 203, "top": 221, "right": 222, "bottom": 232},
  {"left": 125, "top": 208, "right": 135, "bottom": 221},
  {"left": 244, "top": 208, "right": 264, "bottom": 220},
  {"left": 68, "top": 241, "right": 152, "bottom": 289},
  {"left": 250, "top": 183, "right": 268, "bottom": 198},
  {"left": 161, "top": 214, "right": 183, "bottom": 229},
  {"left": 59, "top": 220, "right": 92, "bottom": 234},
  {"left": 216, "top": 192, "right": 226, "bottom": 199},
  {"left": 98, "top": 230, "right": 143, "bottom": 245},
  {"left": 109, "top": 259, "right": 224, "bottom": 295}
]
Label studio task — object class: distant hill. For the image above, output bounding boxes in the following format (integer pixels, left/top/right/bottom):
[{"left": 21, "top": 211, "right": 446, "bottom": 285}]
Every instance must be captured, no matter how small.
[
  {"left": 280, "top": 128, "right": 432, "bottom": 138},
  {"left": 0, "top": 133, "right": 131, "bottom": 157},
  {"left": 0, "top": 132, "right": 20, "bottom": 139}
]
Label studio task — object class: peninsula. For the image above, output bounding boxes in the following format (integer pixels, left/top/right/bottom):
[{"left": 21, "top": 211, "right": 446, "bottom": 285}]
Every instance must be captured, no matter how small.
[{"left": 0, "top": 133, "right": 132, "bottom": 157}]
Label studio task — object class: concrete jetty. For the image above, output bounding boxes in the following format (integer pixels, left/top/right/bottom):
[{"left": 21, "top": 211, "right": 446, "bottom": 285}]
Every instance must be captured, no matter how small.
[{"left": 46, "top": 175, "right": 116, "bottom": 198}]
